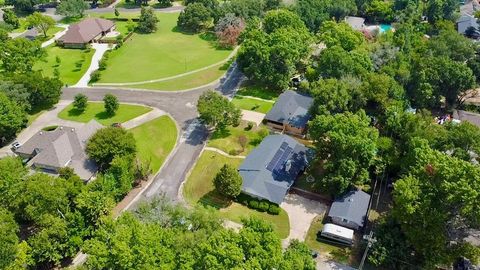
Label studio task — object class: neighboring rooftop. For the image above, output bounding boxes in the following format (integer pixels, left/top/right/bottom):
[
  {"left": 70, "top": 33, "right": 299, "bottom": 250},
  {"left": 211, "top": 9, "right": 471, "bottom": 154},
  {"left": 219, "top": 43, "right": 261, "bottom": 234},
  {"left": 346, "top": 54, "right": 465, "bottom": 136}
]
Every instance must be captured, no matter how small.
[
  {"left": 453, "top": 110, "right": 480, "bottom": 128},
  {"left": 58, "top": 18, "right": 114, "bottom": 44},
  {"left": 345, "top": 16, "right": 366, "bottom": 31},
  {"left": 457, "top": 14, "right": 479, "bottom": 35},
  {"left": 264, "top": 90, "right": 313, "bottom": 129},
  {"left": 328, "top": 190, "right": 371, "bottom": 229},
  {"left": 238, "top": 134, "right": 313, "bottom": 204},
  {"left": 16, "top": 120, "right": 103, "bottom": 181}
]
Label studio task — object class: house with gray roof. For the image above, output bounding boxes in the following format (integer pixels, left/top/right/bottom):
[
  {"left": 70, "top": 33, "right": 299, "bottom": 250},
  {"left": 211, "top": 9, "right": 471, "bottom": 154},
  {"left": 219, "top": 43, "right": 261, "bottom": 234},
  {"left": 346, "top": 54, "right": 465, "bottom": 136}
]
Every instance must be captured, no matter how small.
[
  {"left": 14, "top": 120, "right": 103, "bottom": 181},
  {"left": 328, "top": 190, "right": 371, "bottom": 230},
  {"left": 238, "top": 134, "right": 313, "bottom": 204},
  {"left": 57, "top": 18, "right": 115, "bottom": 48},
  {"left": 457, "top": 15, "right": 479, "bottom": 37},
  {"left": 264, "top": 90, "right": 313, "bottom": 137},
  {"left": 453, "top": 110, "right": 480, "bottom": 128},
  {"left": 345, "top": 16, "right": 366, "bottom": 31}
]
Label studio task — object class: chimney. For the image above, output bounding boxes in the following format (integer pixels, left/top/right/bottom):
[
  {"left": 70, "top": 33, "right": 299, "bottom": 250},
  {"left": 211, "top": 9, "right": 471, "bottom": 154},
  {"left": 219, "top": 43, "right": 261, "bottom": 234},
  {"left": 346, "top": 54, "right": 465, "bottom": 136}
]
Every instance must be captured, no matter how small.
[{"left": 285, "top": 159, "right": 292, "bottom": 172}]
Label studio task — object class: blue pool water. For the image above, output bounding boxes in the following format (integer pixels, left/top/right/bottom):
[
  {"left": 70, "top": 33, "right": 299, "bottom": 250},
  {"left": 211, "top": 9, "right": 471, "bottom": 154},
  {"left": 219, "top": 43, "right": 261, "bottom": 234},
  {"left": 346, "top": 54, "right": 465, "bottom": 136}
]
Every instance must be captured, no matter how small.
[{"left": 379, "top": 24, "right": 392, "bottom": 33}]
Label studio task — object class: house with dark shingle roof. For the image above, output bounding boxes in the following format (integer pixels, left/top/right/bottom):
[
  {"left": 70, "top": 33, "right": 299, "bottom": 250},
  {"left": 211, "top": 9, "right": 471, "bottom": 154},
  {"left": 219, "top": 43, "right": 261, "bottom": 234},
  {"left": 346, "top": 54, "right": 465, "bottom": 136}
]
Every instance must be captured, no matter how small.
[
  {"left": 327, "top": 190, "right": 371, "bottom": 230},
  {"left": 264, "top": 90, "right": 313, "bottom": 137},
  {"left": 238, "top": 134, "right": 314, "bottom": 204},
  {"left": 57, "top": 18, "right": 115, "bottom": 48},
  {"left": 14, "top": 120, "right": 103, "bottom": 181}
]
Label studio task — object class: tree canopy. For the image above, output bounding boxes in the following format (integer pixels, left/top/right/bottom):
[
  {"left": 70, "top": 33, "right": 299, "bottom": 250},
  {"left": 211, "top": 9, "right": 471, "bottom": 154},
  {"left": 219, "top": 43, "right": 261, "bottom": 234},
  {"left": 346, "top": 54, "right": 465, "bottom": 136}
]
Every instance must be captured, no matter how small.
[
  {"left": 86, "top": 127, "right": 136, "bottom": 168},
  {"left": 197, "top": 90, "right": 241, "bottom": 129}
]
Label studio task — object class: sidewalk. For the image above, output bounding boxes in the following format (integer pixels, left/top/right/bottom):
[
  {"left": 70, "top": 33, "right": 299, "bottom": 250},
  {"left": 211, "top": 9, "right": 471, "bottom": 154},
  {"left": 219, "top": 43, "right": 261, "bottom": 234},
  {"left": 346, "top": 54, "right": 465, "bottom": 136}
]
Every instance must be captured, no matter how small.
[
  {"left": 41, "top": 24, "right": 69, "bottom": 48},
  {"left": 122, "top": 108, "right": 165, "bottom": 129}
]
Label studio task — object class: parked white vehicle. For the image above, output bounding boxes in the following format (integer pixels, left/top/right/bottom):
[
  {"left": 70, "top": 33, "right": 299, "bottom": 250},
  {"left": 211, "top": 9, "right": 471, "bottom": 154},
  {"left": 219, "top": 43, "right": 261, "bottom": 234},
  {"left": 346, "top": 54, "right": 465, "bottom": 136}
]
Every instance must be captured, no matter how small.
[{"left": 320, "top": 223, "right": 354, "bottom": 246}]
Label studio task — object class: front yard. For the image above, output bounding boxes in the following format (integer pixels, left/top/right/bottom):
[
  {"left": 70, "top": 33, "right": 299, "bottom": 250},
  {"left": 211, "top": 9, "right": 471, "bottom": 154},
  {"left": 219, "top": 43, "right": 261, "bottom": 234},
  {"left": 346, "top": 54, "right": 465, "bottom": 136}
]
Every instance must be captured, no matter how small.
[
  {"left": 34, "top": 45, "right": 94, "bottom": 85},
  {"left": 207, "top": 121, "right": 269, "bottom": 156},
  {"left": 183, "top": 150, "right": 290, "bottom": 238},
  {"left": 94, "top": 12, "right": 232, "bottom": 86},
  {"left": 231, "top": 96, "right": 274, "bottom": 114},
  {"left": 130, "top": 116, "right": 177, "bottom": 173},
  {"left": 58, "top": 102, "right": 152, "bottom": 126}
]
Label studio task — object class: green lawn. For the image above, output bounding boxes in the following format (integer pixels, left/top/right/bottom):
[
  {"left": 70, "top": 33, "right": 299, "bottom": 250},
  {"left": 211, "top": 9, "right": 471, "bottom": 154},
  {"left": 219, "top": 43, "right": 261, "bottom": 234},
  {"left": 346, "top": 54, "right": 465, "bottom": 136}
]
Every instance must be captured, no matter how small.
[
  {"left": 236, "top": 82, "right": 281, "bottom": 101},
  {"left": 207, "top": 121, "right": 269, "bottom": 156},
  {"left": 305, "top": 215, "right": 351, "bottom": 264},
  {"left": 183, "top": 150, "right": 290, "bottom": 238},
  {"left": 34, "top": 46, "right": 94, "bottom": 85},
  {"left": 129, "top": 63, "right": 227, "bottom": 90},
  {"left": 96, "top": 12, "right": 232, "bottom": 84},
  {"left": 231, "top": 96, "right": 274, "bottom": 114},
  {"left": 58, "top": 102, "right": 152, "bottom": 126},
  {"left": 10, "top": 18, "right": 28, "bottom": 33},
  {"left": 130, "top": 116, "right": 177, "bottom": 173}
]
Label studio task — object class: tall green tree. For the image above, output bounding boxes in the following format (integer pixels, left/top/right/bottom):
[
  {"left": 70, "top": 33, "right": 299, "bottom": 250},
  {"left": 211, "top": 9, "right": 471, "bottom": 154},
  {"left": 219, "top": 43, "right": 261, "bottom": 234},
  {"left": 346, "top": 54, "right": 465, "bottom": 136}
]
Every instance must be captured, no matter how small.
[
  {"left": 319, "top": 20, "right": 365, "bottom": 51},
  {"left": 309, "top": 111, "right": 378, "bottom": 195},
  {"left": 103, "top": 93, "right": 119, "bottom": 115},
  {"left": 177, "top": 2, "right": 211, "bottom": 33},
  {"left": 55, "top": 0, "right": 89, "bottom": 18},
  {"left": 0, "top": 92, "right": 27, "bottom": 144},
  {"left": 73, "top": 93, "right": 88, "bottom": 113},
  {"left": 86, "top": 127, "right": 136, "bottom": 168},
  {"left": 213, "top": 164, "right": 242, "bottom": 199},
  {"left": 197, "top": 90, "right": 241, "bottom": 129},
  {"left": 10, "top": 72, "right": 62, "bottom": 111},
  {"left": 26, "top": 12, "right": 55, "bottom": 38},
  {"left": 0, "top": 207, "right": 20, "bottom": 269},
  {"left": 316, "top": 46, "right": 373, "bottom": 79},
  {"left": 137, "top": 7, "right": 158, "bottom": 33},
  {"left": 0, "top": 38, "right": 43, "bottom": 73},
  {"left": 2, "top": 9, "right": 19, "bottom": 28}
]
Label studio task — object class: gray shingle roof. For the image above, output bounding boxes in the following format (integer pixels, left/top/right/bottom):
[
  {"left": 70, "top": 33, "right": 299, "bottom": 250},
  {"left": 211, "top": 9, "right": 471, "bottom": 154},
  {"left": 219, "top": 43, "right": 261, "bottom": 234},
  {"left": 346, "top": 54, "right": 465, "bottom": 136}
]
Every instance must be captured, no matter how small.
[
  {"left": 453, "top": 110, "right": 480, "bottom": 128},
  {"left": 238, "top": 135, "right": 313, "bottom": 204},
  {"left": 345, "top": 16, "right": 365, "bottom": 31},
  {"left": 328, "top": 190, "right": 371, "bottom": 228},
  {"left": 457, "top": 15, "right": 479, "bottom": 34},
  {"left": 264, "top": 90, "right": 313, "bottom": 129},
  {"left": 59, "top": 18, "right": 114, "bottom": 44},
  {"left": 17, "top": 120, "right": 103, "bottom": 180}
]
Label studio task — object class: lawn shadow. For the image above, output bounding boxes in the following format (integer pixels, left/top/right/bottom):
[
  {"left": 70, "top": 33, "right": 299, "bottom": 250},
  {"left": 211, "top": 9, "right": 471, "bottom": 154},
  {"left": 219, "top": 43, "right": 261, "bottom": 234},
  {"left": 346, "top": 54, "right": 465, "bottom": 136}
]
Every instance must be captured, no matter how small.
[
  {"left": 66, "top": 108, "right": 84, "bottom": 117},
  {"left": 210, "top": 127, "right": 231, "bottom": 139},
  {"left": 95, "top": 111, "right": 114, "bottom": 120},
  {"left": 198, "top": 190, "right": 232, "bottom": 209}
]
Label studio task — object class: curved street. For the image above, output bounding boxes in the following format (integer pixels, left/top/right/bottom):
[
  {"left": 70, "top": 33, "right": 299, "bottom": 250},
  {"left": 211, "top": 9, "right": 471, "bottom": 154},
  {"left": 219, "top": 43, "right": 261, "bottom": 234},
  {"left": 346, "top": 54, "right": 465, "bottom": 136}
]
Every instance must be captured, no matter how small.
[{"left": 61, "top": 62, "right": 245, "bottom": 208}]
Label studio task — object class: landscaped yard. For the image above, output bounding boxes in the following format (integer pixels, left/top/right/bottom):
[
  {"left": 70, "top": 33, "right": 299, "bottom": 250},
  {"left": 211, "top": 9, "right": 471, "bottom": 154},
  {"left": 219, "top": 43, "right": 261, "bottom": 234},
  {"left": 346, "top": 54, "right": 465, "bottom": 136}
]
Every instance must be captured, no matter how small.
[
  {"left": 207, "top": 121, "right": 269, "bottom": 156},
  {"left": 94, "top": 12, "right": 232, "bottom": 85},
  {"left": 236, "top": 82, "right": 281, "bottom": 101},
  {"left": 231, "top": 96, "right": 274, "bottom": 114},
  {"left": 183, "top": 150, "right": 290, "bottom": 238},
  {"left": 130, "top": 116, "right": 177, "bottom": 172},
  {"left": 305, "top": 215, "right": 351, "bottom": 264},
  {"left": 58, "top": 102, "right": 152, "bottom": 126},
  {"left": 34, "top": 45, "right": 94, "bottom": 85}
]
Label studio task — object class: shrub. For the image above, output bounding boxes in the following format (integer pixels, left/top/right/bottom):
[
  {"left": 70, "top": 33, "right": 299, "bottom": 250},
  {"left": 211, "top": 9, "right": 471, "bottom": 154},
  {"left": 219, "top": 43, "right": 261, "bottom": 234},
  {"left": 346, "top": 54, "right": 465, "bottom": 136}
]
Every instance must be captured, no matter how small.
[
  {"left": 90, "top": 70, "right": 101, "bottom": 83},
  {"left": 245, "top": 122, "right": 254, "bottom": 131},
  {"left": 257, "top": 128, "right": 269, "bottom": 139},
  {"left": 99, "top": 58, "right": 108, "bottom": 70},
  {"left": 248, "top": 200, "right": 259, "bottom": 209},
  {"left": 268, "top": 204, "right": 280, "bottom": 215},
  {"left": 258, "top": 201, "right": 269, "bottom": 212}
]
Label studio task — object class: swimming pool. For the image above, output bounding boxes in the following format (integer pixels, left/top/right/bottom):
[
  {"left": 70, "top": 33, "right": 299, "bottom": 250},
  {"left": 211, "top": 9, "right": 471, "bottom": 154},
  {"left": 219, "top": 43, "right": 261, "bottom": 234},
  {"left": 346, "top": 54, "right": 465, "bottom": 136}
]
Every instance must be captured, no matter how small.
[{"left": 379, "top": 24, "right": 393, "bottom": 33}]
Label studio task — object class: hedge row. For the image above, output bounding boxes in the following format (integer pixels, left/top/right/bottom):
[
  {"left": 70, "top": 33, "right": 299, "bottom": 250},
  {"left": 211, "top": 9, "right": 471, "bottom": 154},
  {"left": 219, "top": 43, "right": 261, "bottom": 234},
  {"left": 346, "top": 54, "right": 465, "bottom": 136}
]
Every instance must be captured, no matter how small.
[{"left": 235, "top": 193, "right": 281, "bottom": 215}]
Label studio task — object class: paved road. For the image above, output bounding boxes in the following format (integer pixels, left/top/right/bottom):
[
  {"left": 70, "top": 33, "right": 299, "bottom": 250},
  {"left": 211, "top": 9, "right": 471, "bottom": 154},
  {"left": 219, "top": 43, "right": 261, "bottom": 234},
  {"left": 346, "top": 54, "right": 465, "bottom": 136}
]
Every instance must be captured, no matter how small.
[
  {"left": 86, "top": 5, "right": 184, "bottom": 14},
  {"left": 62, "top": 63, "right": 245, "bottom": 203}
]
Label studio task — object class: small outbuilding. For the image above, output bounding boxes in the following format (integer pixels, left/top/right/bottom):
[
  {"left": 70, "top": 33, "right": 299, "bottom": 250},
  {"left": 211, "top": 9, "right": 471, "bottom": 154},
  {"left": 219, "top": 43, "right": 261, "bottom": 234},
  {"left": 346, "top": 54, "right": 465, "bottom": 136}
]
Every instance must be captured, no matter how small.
[
  {"left": 320, "top": 223, "right": 354, "bottom": 246},
  {"left": 264, "top": 90, "right": 313, "bottom": 137},
  {"left": 327, "top": 190, "right": 371, "bottom": 230},
  {"left": 57, "top": 18, "right": 115, "bottom": 48},
  {"left": 345, "top": 16, "right": 366, "bottom": 31}
]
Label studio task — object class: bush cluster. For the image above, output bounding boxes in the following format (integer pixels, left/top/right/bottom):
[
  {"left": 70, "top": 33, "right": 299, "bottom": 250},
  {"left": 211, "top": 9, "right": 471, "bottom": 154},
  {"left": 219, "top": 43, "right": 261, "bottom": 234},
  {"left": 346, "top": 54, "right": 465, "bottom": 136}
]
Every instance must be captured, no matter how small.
[{"left": 236, "top": 193, "right": 280, "bottom": 215}]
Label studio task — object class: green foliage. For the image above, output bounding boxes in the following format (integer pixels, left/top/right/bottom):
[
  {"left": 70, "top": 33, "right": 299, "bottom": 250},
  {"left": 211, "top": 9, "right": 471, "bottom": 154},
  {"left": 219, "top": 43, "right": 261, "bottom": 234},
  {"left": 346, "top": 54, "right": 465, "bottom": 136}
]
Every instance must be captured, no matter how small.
[
  {"left": 294, "top": 0, "right": 356, "bottom": 32},
  {"left": 157, "top": 0, "right": 173, "bottom": 7},
  {"left": 0, "top": 157, "right": 27, "bottom": 211},
  {"left": 0, "top": 38, "right": 44, "bottom": 74},
  {"left": 316, "top": 46, "right": 373, "bottom": 79},
  {"left": 0, "top": 207, "right": 19, "bottom": 269},
  {"left": 365, "top": 0, "right": 394, "bottom": 23},
  {"left": 220, "top": 0, "right": 266, "bottom": 20},
  {"left": 425, "top": 0, "right": 458, "bottom": 23},
  {"left": 137, "top": 7, "right": 158, "bottom": 34},
  {"left": 73, "top": 93, "right": 88, "bottom": 113},
  {"left": 268, "top": 204, "right": 280, "bottom": 215},
  {"left": 319, "top": 21, "right": 365, "bottom": 51},
  {"left": 309, "top": 111, "right": 378, "bottom": 195},
  {"left": 89, "top": 70, "right": 101, "bottom": 83},
  {"left": 55, "top": 0, "right": 88, "bottom": 18},
  {"left": 177, "top": 2, "right": 212, "bottom": 33},
  {"left": 114, "top": 8, "right": 120, "bottom": 17},
  {"left": 103, "top": 93, "right": 119, "bottom": 115},
  {"left": 9, "top": 72, "right": 62, "bottom": 112},
  {"left": 107, "top": 154, "right": 136, "bottom": 198},
  {"left": 26, "top": 12, "right": 55, "bottom": 37},
  {"left": 86, "top": 127, "right": 136, "bottom": 168},
  {"left": 428, "top": 26, "right": 476, "bottom": 62},
  {"left": 197, "top": 90, "right": 241, "bottom": 129},
  {"left": 213, "top": 164, "right": 242, "bottom": 198},
  {"left": 238, "top": 14, "right": 312, "bottom": 89},
  {"left": 263, "top": 9, "right": 307, "bottom": 34},
  {"left": 2, "top": 9, "right": 19, "bottom": 28},
  {"left": 0, "top": 92, "right": 27, "bottom": 143}
]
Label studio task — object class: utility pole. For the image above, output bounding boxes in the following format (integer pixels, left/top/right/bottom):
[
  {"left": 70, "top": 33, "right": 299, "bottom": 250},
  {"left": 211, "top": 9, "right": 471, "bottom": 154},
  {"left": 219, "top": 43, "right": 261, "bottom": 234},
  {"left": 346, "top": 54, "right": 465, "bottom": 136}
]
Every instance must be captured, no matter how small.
[{"left": 359, "top": 231, "right": 376, "bottom": 270}]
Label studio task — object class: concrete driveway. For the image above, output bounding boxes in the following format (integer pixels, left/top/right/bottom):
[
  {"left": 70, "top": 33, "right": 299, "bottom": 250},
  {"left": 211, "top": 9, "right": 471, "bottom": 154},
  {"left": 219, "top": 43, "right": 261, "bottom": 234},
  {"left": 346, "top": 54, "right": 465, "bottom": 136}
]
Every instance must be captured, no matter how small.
[
  {"left": 281, "top": 194, "right": 328, "bottom": 246},
  {"left": 241, "top": 110, "right": 265, "bottom": 126},
  {"left": 73, "top": 43, "right": 111, "bottom": 87}
]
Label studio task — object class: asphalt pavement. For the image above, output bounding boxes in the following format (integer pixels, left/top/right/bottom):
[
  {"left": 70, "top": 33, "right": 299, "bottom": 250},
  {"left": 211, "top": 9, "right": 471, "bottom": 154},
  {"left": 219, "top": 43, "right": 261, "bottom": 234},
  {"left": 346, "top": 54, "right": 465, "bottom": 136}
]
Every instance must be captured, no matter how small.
[{"left": 62, "top": 62, "right": 245, "bottom": 204}]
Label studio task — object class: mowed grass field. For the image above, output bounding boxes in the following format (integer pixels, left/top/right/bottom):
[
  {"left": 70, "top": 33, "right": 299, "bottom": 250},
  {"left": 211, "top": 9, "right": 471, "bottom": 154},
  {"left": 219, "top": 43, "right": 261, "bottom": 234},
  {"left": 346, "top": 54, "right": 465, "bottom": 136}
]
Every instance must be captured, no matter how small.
[
  {"left": 183, "top": 150, "right": 290, "bottom": 238},
  {"left": 96, "top": 12, "right": 232, "bottom": 83},
  {"left": 130, "top": 116, "right": 177, "bottom": 173},
  {"left": 34, "top": 46, "right": 94, "bottom": 85},
  {"left": 58, "top": 102, "right": 152, "bottom": 126}
]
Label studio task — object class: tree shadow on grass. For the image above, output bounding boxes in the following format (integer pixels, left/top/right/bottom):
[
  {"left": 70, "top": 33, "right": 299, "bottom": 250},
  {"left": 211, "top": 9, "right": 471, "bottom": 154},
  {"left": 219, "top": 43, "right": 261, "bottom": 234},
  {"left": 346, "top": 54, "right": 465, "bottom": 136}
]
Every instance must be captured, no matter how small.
[
  {"left": 198, "top": 190, "right": 232, "bottom": 209},
  {"left": 210, "top": 127, "right": 231, "bottom": 139},
  {"left": 66, "top": 108, "right": 84, "bottom": 117},
  {"left": 95, "top": 111, "right": 114, "bottom": 120}
]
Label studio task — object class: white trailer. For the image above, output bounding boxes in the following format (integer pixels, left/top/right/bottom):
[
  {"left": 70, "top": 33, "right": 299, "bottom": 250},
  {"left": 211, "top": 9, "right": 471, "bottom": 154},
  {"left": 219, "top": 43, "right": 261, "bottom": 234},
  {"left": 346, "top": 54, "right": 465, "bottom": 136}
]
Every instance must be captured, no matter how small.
[{"left": 320, "top": 223, "right": 354, "bottom": 246}]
